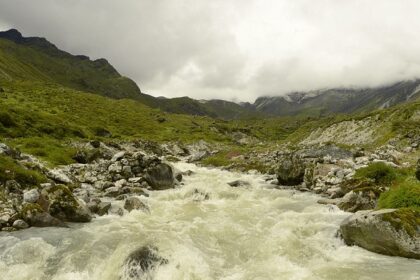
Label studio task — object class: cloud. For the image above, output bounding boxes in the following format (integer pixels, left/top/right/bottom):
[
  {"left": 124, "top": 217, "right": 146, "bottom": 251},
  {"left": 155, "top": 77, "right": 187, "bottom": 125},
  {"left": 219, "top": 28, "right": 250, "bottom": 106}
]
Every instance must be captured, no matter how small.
[{"left": 1, "top": 0, "right": 420, "bottom": 101}]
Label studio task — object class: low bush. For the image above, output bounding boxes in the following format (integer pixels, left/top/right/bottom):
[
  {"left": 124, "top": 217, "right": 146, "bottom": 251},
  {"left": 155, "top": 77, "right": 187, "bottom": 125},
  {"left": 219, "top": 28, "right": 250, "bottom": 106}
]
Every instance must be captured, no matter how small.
[
  {"left": 355, "top": 162, "right": 397, "bottom": 185},
  {"left": 378, "top": 181, "right": 420, "bottom": 210}
]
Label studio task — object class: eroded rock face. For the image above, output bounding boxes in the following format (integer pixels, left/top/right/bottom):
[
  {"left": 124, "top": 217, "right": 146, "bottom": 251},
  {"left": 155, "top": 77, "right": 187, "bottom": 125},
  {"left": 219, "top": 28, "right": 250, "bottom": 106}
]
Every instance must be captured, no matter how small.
[
  {"left": 340, "top": 209, "right": 420, "bottom": 259},
  {"left": 144, "top": 163, "right": 175, "bottom": 190},
  {"left": 276, "top": 153, "right": 305, "bottom": 186}
]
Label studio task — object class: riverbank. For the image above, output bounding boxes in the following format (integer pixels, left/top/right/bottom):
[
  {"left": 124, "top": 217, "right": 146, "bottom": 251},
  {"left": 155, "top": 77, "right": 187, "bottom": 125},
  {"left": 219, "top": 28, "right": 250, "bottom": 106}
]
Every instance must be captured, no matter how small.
[{"left": 1, "top": 161, "right": 419, "bottom": 280}]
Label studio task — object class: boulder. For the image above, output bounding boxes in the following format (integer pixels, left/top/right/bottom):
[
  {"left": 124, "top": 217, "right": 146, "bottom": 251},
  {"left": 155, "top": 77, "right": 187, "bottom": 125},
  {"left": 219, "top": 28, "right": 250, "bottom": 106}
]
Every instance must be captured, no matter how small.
[
  {"left": 124, "top": 197, "right": 149, "bottom": 212},
  {"left": 123, "top": 246, "right": 168, "bottom": 279},
  {"left": 72, "top": 150, "right": 88, "bottom": 164},
  {"left": 20, "top": 203, "right": 66, "bottom": 227},
  {"left": 42, "top": 185, "right": 92, "bottom": 222},
  {"left": 97, "top": 201, "right": 111, "bottom": 216},
  {"left": 47, "top": 169, "right": 72, "bottom": 184},
  {"left": 337, "top": 191, "right": 376, "bottom": 212},
  {"left": 111, "top": 151, "right": 126, "bottom": 162},
  {"left": 340, "top": 209, "right": 420, "bottom": 259},
  {"left": 12, "top": 219, "right": 29, "bottom": 230},
  {"left": 227, "top": 180, "right": 251, "bottom": 188},
  {"left": 276, "top": 153, "right": 305, "bottom": 186},
  {"left": 23, "top": 189, "right": 40, "bottom": 203},
  {"left": 144, "top": 163, "right": 175, "bottom": 190}
]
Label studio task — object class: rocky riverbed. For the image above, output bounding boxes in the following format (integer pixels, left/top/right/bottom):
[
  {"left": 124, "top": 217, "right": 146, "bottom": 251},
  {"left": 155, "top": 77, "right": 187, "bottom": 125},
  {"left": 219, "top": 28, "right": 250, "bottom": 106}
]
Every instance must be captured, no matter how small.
[
  {"left": 1, "top": 161, "right": 419, "bottom": 280},
  {"left": 0, "top": 139, "right": 419, "bottom": 264}
]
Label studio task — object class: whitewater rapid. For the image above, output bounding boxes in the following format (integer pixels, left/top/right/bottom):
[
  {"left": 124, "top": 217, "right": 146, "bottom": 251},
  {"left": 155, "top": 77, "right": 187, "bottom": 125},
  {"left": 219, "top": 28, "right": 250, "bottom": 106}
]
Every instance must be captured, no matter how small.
[{"left": 0, "top": 162, "right": 419, "bottom": 280}]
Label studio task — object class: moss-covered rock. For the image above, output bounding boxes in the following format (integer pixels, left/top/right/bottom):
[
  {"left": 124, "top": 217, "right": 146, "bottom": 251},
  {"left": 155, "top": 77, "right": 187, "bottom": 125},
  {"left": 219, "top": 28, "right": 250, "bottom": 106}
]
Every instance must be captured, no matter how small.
[
  {"left": 20, "top": 202, "right": 65, "bottom": 227},
  {"left": 42, "top": 185, "right": 91, "bottom": 222},
  {"left": 340, "top": 208, "right": 420, "bottom": 259}
]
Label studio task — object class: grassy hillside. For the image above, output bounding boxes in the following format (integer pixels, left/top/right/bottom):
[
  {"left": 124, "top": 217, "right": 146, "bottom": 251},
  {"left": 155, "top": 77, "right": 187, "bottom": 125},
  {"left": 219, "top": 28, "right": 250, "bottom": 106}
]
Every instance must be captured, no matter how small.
[
  {"left": 0, "top": 80, "right": 305, "bottom": 165},
  {"left": 0, "top": 31, "right": 144, "bottom": 100},
  {"left": 0, "top": 30, "right": 260, "bottom": 120}
]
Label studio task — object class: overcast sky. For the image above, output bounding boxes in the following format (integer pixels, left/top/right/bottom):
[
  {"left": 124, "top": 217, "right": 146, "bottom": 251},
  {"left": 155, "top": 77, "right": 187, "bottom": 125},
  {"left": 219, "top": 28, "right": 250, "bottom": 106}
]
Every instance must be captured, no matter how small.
[{"left": 1, "top": 0, "right": 420, "bottom": 102}]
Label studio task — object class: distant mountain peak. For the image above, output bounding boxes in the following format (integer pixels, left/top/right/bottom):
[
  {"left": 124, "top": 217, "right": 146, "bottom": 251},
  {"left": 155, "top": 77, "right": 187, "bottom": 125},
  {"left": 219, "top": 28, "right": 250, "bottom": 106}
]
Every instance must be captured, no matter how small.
[{"left": 0, "top": 28, "right": 24, "bottom": 42}]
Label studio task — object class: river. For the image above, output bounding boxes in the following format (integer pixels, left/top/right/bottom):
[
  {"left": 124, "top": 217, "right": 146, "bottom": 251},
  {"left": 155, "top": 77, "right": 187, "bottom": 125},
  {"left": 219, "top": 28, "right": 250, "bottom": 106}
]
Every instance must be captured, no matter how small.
[{"left": 0, "top": 162, "right": 419, "bottom": 280}]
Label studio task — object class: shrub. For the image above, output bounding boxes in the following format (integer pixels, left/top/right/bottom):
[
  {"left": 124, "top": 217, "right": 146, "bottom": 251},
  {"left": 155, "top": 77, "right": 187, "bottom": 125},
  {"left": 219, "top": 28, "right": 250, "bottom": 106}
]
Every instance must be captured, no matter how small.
[
  {"left": 0, "top": 112, "right": 16, "bottom": 127},
  {"left": 355, "top": 162, "right": 397, "bottom": 185}
]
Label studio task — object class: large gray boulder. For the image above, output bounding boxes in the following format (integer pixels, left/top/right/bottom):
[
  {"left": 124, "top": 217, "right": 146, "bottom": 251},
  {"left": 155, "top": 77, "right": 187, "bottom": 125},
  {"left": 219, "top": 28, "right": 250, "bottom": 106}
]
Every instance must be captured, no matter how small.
[
  {"left": 144, "top": 163, "right": 175, "bottom": 190},
  {"left": 276, "top": 153, "right": 305, "bottom": 186},
  {"left": 340, "top": 209, "right": 420, "bottom": 259}
]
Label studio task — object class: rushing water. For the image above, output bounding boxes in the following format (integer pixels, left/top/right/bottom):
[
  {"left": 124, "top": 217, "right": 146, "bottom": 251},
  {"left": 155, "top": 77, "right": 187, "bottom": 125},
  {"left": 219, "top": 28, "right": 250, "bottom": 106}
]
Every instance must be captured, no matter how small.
[{"left": 0, "top": 162, "right": 419, "bottom": 280}]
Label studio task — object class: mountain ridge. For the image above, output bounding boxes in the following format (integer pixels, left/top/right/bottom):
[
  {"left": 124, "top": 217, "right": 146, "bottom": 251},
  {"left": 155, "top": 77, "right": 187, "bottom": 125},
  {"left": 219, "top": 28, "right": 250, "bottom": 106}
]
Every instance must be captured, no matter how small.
[{"left": 1, "top": 28, "right": 419, "bottom": 119}]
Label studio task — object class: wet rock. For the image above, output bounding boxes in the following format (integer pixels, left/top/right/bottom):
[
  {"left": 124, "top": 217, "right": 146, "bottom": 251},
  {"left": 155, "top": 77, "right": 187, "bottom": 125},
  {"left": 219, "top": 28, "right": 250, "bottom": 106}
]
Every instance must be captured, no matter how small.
[
  {"left": 182, "top": 170, "right": 194, "bottom": 176},
  {"left": 105, "top": 186, "right": 120, "bottom": 197},
  {"left": 123, "top": 246, "right": 168, "bottom": 278},
  {"left": 227, "top": 180, "right": 251, "bottom": 187},
  {"left": 317, "top": 198, "right": 340, "bottom": 205},
  {"left": 276, "top": 153, "right": 305, "bottom": 186},
  {"left": 144, "top": 163, "right": 175, "bottom": 190},
  {"left": 20, "top": 203, "right": 66, "bottom": 227},
  {"left": 23, "top": 189, "right": 40, "bottom": 203},
  {"left": 86, "top": 200, "right": 99, "bottom": 213},
  {"left": 97, "top": 201, "right": 111, "bottom": 216},
  {"left": 340, "top": 209, "right": 420, "bottom": 259},
  {"left": 109, "top": 205, "right": 124, "bottom": 216},
  {"left": 124, "top": 197, "right": 149, "bottom": 212},
  {"left": 12, "top": 219, "right": 28, "bottom": 229}
]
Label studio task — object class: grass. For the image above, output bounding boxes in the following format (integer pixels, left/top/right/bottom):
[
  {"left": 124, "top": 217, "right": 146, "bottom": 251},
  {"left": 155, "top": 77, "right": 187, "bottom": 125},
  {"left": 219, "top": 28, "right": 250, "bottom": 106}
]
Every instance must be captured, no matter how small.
[
  {"left": 344, "top": 162, "right": 420, "bottom": 211},
  {"left": 354, "top": 162, "right": 397, "bottom": 185},
  {"left": 0, "top": 154, "right": 47, "bottom": 188},
  {"left": 378, "top": 180, "right": 420, "bottom": 210}
]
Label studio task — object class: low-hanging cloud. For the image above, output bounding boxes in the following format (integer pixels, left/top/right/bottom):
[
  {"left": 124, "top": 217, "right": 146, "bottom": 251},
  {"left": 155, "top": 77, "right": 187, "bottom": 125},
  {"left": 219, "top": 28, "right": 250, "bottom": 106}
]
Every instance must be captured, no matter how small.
[{"left": 1, "top": 0, "right": 420, "bottom": 102}]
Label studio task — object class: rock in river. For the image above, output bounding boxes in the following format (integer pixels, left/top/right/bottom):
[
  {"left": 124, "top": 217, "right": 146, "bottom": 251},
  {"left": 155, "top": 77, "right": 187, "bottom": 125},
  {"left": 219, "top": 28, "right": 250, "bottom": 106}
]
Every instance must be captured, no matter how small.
[
  {"left": 144, "top": 163, "right": 175, "bottom": 190},
  {"left": 340, "top": 208, "right": 420, "bottom": 259}
]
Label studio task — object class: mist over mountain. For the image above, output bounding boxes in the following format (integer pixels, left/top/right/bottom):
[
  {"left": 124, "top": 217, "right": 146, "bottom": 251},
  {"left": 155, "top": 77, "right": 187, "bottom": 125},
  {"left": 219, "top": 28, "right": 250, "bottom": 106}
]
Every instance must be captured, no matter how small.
[{"left": 1, "top": 28, "right": 419, "bottom": 120}]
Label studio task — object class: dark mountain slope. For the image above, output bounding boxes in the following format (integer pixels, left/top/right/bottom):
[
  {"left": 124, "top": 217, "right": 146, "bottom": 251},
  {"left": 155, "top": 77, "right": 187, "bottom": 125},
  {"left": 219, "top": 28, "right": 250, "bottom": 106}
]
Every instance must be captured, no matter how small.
[{"left": 0, "top": 29, "right": 144, "bottom": 100}]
